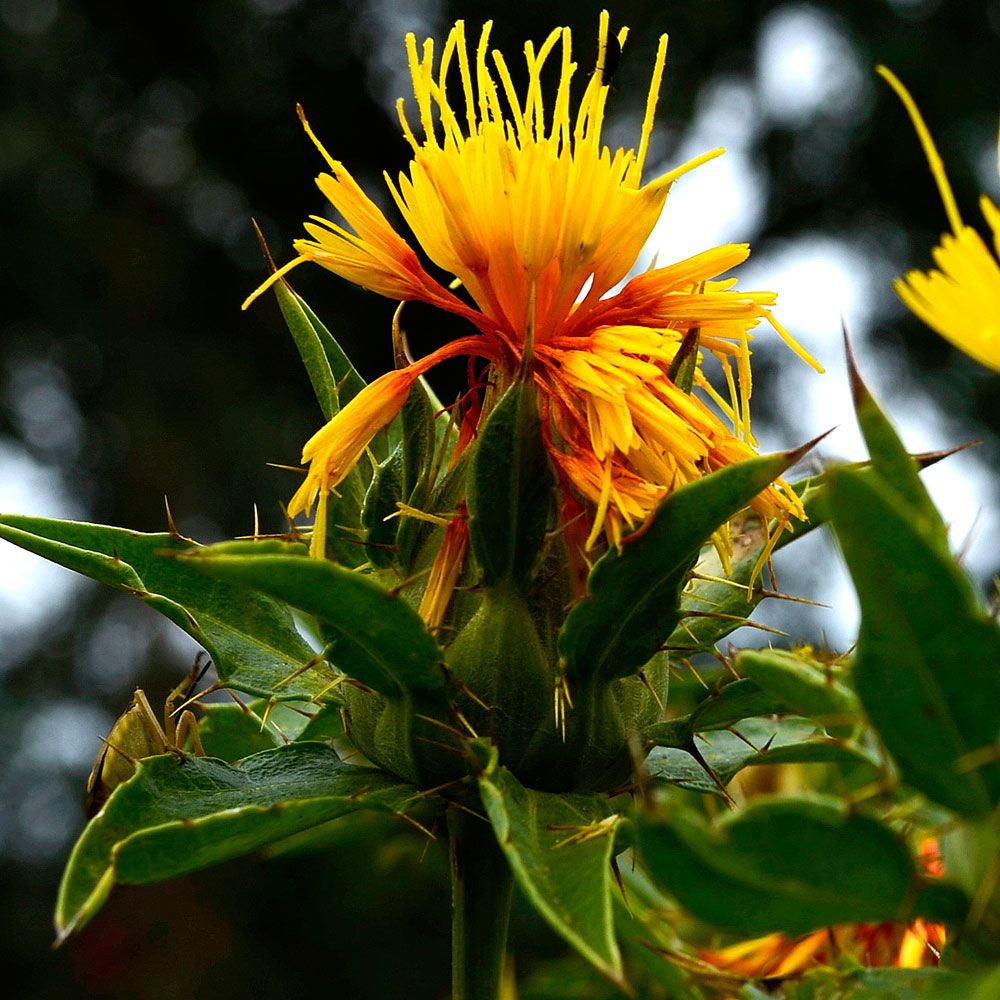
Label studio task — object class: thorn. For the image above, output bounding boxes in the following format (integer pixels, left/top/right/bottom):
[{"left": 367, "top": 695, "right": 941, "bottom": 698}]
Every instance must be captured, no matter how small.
[
  {"left": 394, "top": 810, "right": 436, "bottom": 841},
  {"left": 636, "top": 670, "right": 663, "bottom": 712},
  {"left": 389, "top": 566, "right": 432, "bottom": 597},
  {"left": 686, "top": 741, "right": 735, "bottom": 806},
  {"left": 190, "top": 651, "right": 213, "bottom": 687},
  {"left": 414, "top": 714, "right": 468, "bottom": 742},
  {"left": 842, "top": 319, "right": 868, "bottom": 407},
  {"left": 276, "top": 501, "right": 306, "bottom": 544},
  {"left": 678, "top": 619, "right": 701, "bottom": 645},
  {"left": 308, "top": 675, "right": 353, "bottom": 704},
  {"left": 234, "top": 530, "right": 306, "bottom": 542},
  {"left": 448, "top": 673, "right": 491, "bottom": 713},
  {"left": 445, "top": 798, "right": 489, "bottom": 822},
  {"left": 554, "top": 667, "right": 573, "bottom": 742},
  {"left": 610, "top": 855, "right": 630, "bottom": 913},
  {"left": 251, "top": 218, "right": 277, "bottom": 274},
  {"left": 267, "top": 462, "right": 308, "bottom": 476},
  {"left": 681, "top": 610, "right": 788, "bottom": 636},
  {"left": 403, "top": 778, "right": 470, "bottom": 804},
  {"left": 164, "top": 496, "right": 180, "bottom": 537},
  {"left": 623, "top": 728, "right": 650, "bottom": 803},
  {"left": 913, "top": 441, "right": 982, "bottom": 467},
  {"left": 419, "top": 816, "right": 443, "bottom": 861},
  {"left": 259, "top": 698, "right": 276, "bottom": 733},
  {"left": 549, "top": 814, "right": 619, "bottom": 847},
  {"left": 415, "top": 736, "right": 467, "bottom": 758},
  {"left": 225, "top": 689, "right": 252, "bottom": 714},
  {"left": 171, "top": 681, "right": 221, "bottom": 718},
  {"left": 253, "top": 504, "right": 261, "bottom": 542},
  {"left": 450, "top": 706, "right": 479, "bottom": 739},
  {"left": 684, "top": 658, "right": 709, "bottom": 690},
  {"left": 679, "top": 590, "right": 727, "bottom": 608},
  {"left": 757, "top": 589, "right": 829, "bottom": 608},
  {"left": 782, "top": 426, "right": 836, "bottom": 472},
  {"left": 688, "top": 570, "right": 756, "bottom": 592},
  {"left": 392, "top": 302, "right": 416, "bottom": 369},
  {"left": 389, "top": 503, "right": 455, "bottom": 527},
  {"left": 957, "top": 507, "right": 984, "bottom": 565},
  {"left": 725, "top": 727, "right": 763, "bottom": 753},
  {"left": 274, "top": 653, "right": 331, "bottom": 690}
]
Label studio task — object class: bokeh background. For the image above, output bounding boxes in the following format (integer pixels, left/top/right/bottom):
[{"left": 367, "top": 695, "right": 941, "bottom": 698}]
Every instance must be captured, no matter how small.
[{"left": 1, "top": 0, "right": 998, "bottom": 996}]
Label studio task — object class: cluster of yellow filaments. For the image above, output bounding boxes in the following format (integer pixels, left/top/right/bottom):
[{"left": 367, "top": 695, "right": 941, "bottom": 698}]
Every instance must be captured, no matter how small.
[
  {"left": 879, "top": 66, "right": 1000, "bottom": 375},
  {"left": 246, "top": 13, "right": 823, "bottom": 563}
]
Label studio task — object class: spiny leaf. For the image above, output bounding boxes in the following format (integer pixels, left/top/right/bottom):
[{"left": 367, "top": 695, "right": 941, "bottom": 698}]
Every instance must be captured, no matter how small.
[
  {"left": 559, "top": 444, "right": 815, "bottom": 684},
  {"left": 196, "top": 698, "right": 332, "bottom": 762},
  {"left": 666, "top": 445, "right": 964, "bottom": 655},
  {"left": 361, "top": 448, "right": 403, "bottom": 569},
  {"left": 272, "top": 278, "right": 340, "bottom": 422},
  {"left": 688, "top": 678, "right": 784, "bottom": 731},
  {"left": 645, "top": 717, "right": 879, "bottom": 796},
  {"left": 829, "top": 467, "right": 1000, "bottom": 817},
  {"left": 320, "top": 466, "right": 369, "bottom": 568},
  {"left": 844, "top": 330, "right": 945, "bottom": 541},
  {"left": 479, "top": 764, "right": 625, "bottom": 988},
  {"left": 637, "top": 795, "right": 919, "bottom": 936},
  {"left": 179, "top": 541, "right": 445, "bottom": 701},
  {"left": 467, "top": 382, "right": 554, "bottom": 590},
  {"left": 642, "top": 676, "right": 785, "bottom": 747},
  {"left": 268, "top": 270, "right": 385, "bottom": 504},
  {"left": 737, "top": 648, "right": 860, "bottom": 731},
  {"left": 56, "top": 744, "right": 414, "bottom": 941},
  {"left": 196, "top": 703, "right": 279, "bottom": 761},
  {"left": 403, "top": 379, "right": 436, "bottom": 497},
  {"left": 394, "top": 377, "right": 442, "bottom": 571},
  {"left": 269, "top": 276, "right": 378, "bottom": 522},
  {"left": 0, "top": 516, "right": 327, "bottom": 701},
  {"left": 293, "top": 289, "right": 367, "bottom": 410}
]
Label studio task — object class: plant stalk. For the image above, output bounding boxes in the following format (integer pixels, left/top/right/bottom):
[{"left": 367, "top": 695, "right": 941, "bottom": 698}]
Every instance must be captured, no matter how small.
[{"left": 448, "top": 805, "right": 514, "bottom": 1000}]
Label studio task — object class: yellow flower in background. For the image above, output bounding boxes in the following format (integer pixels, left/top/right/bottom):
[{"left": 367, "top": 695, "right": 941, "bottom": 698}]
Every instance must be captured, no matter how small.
[
  {"left": 879, "top": 66, "right": 1000, "bottom": 375},
  {"left": 700, "top": 918, "right": 945, "bottom": 980},
  {"left": 249, "top": 13, "right": 823, "bottom": 557},
  {"left": 700, "top": 840, "right": 947, "bottom": 982}
]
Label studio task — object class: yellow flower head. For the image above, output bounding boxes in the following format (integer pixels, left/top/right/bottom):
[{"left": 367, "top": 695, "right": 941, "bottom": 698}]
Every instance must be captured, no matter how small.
[
  {"left": 879, "top": 66, "right": 1000, "bottom": 374},
  {"left": 249, "top": 14, "right": 823, "bottom": 557}
]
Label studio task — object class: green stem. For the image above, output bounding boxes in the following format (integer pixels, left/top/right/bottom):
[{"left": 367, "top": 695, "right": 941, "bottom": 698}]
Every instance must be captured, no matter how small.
[{"left": 448, "top": 806, "right": 514, "bottom": 1000}]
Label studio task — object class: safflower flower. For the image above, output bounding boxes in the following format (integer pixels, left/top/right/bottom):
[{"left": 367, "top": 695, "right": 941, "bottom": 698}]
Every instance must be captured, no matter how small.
[{"left": 247, "top": 14, "right": 822, "bottom": 558}]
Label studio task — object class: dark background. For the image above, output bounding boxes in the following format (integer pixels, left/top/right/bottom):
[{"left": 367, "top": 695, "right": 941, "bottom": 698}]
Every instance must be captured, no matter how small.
[{"left": 1, "top": 1, "right": 998, "bottom": 996}]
